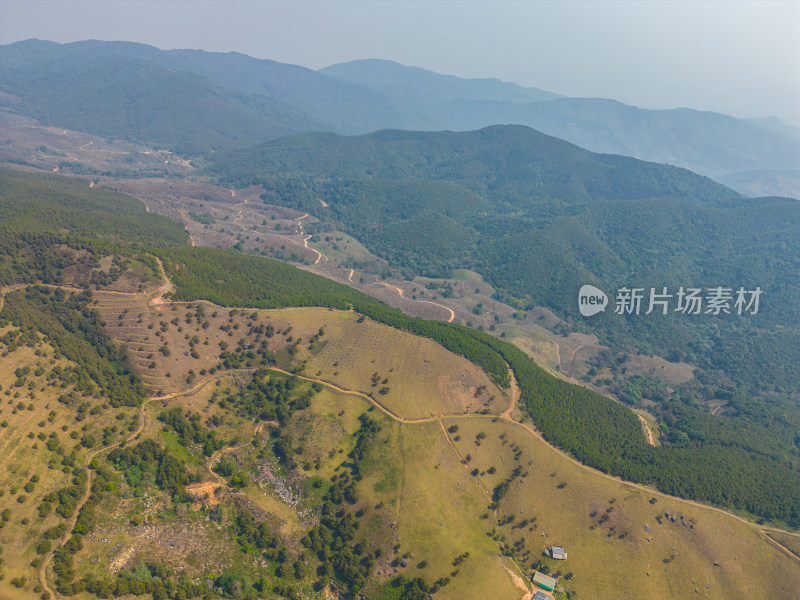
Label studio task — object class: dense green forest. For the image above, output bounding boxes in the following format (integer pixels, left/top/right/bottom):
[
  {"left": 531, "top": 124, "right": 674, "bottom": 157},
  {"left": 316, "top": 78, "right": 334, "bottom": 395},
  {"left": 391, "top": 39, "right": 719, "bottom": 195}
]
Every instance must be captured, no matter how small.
[
  {"left": 213, "top": 126, "right": 739, "bottom": 204},
  {"left": 0, "top": 170, "right": 189, "bottom": 246},
  {"left": 210, "top": 126, "right": 800, "bottom": 397}
]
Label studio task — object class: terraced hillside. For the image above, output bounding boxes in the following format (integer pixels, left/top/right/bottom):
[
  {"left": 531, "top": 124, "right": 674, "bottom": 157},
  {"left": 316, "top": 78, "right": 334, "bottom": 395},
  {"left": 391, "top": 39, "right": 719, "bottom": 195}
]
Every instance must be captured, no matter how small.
[{"left": 2, "top": 258, "right": 798, "bottom": 599}]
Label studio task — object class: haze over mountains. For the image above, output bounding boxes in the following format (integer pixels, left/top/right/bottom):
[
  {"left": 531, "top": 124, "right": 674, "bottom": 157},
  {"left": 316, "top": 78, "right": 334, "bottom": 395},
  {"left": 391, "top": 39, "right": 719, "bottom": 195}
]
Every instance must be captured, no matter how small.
[{"left": 1, "top": 39, "right": 798, "bottom": 197}]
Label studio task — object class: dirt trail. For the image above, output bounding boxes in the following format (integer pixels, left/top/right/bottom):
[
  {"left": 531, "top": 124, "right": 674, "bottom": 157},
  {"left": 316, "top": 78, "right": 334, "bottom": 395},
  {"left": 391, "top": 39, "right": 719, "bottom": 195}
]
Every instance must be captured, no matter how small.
[
  {"left": 638, "top": 414, "right": 656, "bottom": 446},
  {"left": 1, "top": 257, "right": 170, "bottom": 311},
  {"left": 380, "top": 282, "right": 455, "bottom": 323},
  {"left": 39, "top": 393, "right": 153, "bottom": 597},
  {"left": 208, "top": 445, "right": 239, "bottom": 484},
  {"left": 562, "top": 343, "right": 591, "bottom": 377},
  {"left": 176, "top": 208, "right": 197, "bottom": 246},
  {"left": 271, "top": 360, "right": 800, "bottom": 569},
  {"left": 763, "top": 532, "right": 800, "bottom": 564},
  {"left": 500, "top": 366, "right": 520, "bottom": 419},
  {"left": 348, "top": 269, "right": 354, "bottom": 282},
  {"left": 33, "top": 335, "right": 800, "bottom": 596},
  {"left": 296, "top": 213, "right": 324, "bottom": 265},
  {"left": 38, "top": 365, "right": 254, "bottom": 597},
  {"left": 543, "top": 337, "right": 595, "bottom": 379},
  {"left": 147, "top": 256, "right": 174, "bottom": 307},
  {"left": 501, "top": 562, "right": 534, "bottom": 599},
  {"left": 495, "top": 413, "right": 797, "bottom": 558},
  {"left": 8, "top": 270, "right": 792, "bottom": 545},
  {"left": 228, "top": 203, "right": 325, "bottom": 266}
]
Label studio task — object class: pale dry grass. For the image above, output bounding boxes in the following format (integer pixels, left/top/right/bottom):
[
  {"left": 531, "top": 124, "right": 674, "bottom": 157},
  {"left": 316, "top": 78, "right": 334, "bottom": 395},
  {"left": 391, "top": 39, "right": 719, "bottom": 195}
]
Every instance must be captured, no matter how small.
[{"left": 445, "top": 417, "right": 800, "bottom": 600}]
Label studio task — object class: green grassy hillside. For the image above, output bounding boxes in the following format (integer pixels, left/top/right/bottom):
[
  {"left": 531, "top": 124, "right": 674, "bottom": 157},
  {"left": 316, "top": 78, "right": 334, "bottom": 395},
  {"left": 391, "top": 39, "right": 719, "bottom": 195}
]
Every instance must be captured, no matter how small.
[
  {"left": 152, "top": 244, "right": 800, "bottom": 527},
  {"left": 1, "top": 170, "right": 798, "bottom": 528}
]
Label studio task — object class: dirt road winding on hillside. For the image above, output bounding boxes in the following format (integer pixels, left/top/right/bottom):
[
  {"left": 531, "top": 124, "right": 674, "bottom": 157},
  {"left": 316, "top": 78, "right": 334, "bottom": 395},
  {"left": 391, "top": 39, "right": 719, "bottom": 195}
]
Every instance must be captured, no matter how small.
[
  {"left": 148, "top": 256, "right": 174, "bottom": 307},
  {"left": 500, "top": 366, "right": 520, "bottom": 419},
  {"left": 227, "top": 202, "right": 326, "bottom": 266},
  {"left": 380, "top": 282, "right": 455, "bottom": 323},
  {"left": 267, "top": 361, "right": 800, "bottom": 571},
  {"left": 38, "top": 394, "right": 152, "bottom": 599},
  {"left": 34, "top": 335, "right": 800, "bottom": 596},
  {"left": 37, "top": 363, "right": 258, "bottom": 597},
  {"left": 296, "top": 213, "right": 325, "bottom": 265}
]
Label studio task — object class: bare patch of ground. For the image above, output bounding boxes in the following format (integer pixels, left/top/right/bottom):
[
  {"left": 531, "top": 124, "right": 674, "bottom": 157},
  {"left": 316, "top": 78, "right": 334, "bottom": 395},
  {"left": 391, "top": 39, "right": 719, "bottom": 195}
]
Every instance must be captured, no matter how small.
[
  {"left": 622, "top": 354, "right": 695, "bottom": 385},
  {"left": 92, "top": 518, "right": 240, "bottom": 576},
  {"left": 0, "top": 122, "right": 192, "bottom": 178},
  {"left": 186, "top": 481, "right": 223, "bottom": 507}
]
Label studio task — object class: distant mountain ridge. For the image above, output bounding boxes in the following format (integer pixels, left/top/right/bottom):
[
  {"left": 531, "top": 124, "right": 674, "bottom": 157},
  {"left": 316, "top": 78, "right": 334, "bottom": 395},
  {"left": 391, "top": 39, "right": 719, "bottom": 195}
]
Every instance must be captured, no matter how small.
[
  {"left": 0, "top": 39, "right": 798, "bottom": 196},
  {"left": 214, "top": 124, "right": 738, "bottom": 206},
  {"left": 321, "top": 60, "right": 800, "bottom": 195},
  {"left": 321, "top": 58, "right": 563, "bottom": 104},
  {"left": 0, "top": 40, "right": 327, "bottom": 155}
]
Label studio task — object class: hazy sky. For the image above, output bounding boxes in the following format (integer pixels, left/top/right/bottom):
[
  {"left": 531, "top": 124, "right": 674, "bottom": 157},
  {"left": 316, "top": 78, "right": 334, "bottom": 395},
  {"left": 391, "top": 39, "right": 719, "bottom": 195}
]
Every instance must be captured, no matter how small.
[{"left": 2, "top": 0, "right": 799, "bottom": 126}]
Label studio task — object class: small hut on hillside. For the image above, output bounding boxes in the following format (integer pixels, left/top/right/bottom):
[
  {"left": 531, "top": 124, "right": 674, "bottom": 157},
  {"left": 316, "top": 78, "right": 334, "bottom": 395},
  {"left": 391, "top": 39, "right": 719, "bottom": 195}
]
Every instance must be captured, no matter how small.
[
  {"left": 533, "top": 571, "right": 557, "bottom": 592},
  {"left": 545, "top": 545, "right": 568, "bottom": 560}
]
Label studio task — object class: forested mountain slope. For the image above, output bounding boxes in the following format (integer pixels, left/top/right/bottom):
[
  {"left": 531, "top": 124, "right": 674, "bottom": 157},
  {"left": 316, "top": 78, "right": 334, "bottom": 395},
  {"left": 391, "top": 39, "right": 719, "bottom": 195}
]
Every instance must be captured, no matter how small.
[
  {"left": 212, "top": 126, "right": 800, "bottom": 397},
  {"left": 323, "top": 58, "right": 800, "bottom": 193}
]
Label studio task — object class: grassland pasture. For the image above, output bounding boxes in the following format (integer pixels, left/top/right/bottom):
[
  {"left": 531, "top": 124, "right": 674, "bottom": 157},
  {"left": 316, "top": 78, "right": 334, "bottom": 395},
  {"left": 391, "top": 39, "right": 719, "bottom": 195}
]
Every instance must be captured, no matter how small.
[
  {"left": 444, "top": 416, "right": 800, "bottom": 600},
  {"left": 298, "top": 309, "right": 509, "bottom": 420},
  {"left": 386, "top": 421, "right": 525, "bottom": 600}
]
